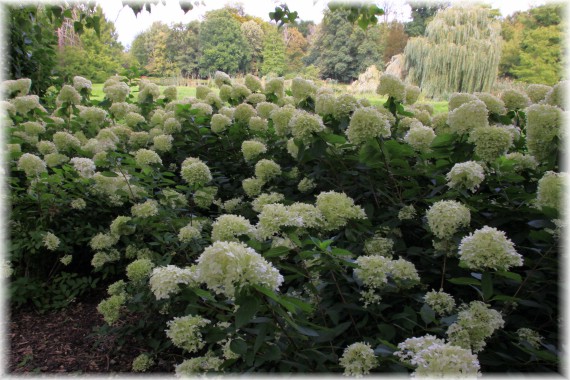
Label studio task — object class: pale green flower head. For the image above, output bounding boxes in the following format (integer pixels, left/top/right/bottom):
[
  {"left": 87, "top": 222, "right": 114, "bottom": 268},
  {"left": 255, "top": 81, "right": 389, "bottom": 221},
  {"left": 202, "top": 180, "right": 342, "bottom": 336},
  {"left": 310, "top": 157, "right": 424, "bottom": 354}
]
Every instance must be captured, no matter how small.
[
  {"left": 517, "top": 328, "right": 543, "bottom": 349},
  {"left": 128, "top": 131, "right": 150, "bottom": 149},
  {"left": 110, "top": 216, "right": 134, "bottom": 236},
  {"left": 468, "top": 125, "right": 513, "bottom": 162},
  {"left": 204, "top": 92, "right": 222, "bottom": 108},
  {"left": 181, "top": 160, "right": 212, "bottom": 186},
  {"left": 475, "top": 92, "right": 506, "bottom": 115},
  {"left": 231, "top": 83, "right": 252, "bottom": 101},
  {"left": 193, "top": 186, "right": 218, "bottom": 208},
  {"left": 398, "top": 204, "right": 416, "bottom": 220},
  {"left": 160, "top": 188, "right": 187, "bottom": 209},
  {"left": 458, "top": 226, "right": 522, "bottom": 271},
  {"left": 339, "top": 342, "right": 377, "bottom": 377},
  {"left": 289, "top": 202, "right": 324, "bottom": 229},
  {"left": 132, "top": 354, "right": 154, "bottom": 372},
  {"left": 448, "top": 92, "right": 478, "bottom": 111},
  {"left": 73, "top": 76, "right": 92, "bottom": 91},
  {"left": 242, "top": 177, "right": 265, "bottom": 197},
  {"left": 125, "top": 112, "right": 146, "bottom": 127},
  {"left": 44, "top": 153, "right": 69, "bottom": 167},
  {"left": 245, "top": 74, "right": 263, "bottom": 92},
  {"left": 43, "top": 232, "right": 60, "bottom": 251},
  {"left": 254, "top": 159, "right": 281, "bottom": 182},
  {"left": 536, "top": 171, "right": 566, "bottom": 211},
  {"left": 70, "top": 157, "right": 96, "bottom": 178},
  {"left": 103, "top": 82, "right": 130, "bottom": 102},
  {"left": 543, "top": 80, "right": 567, "bottom": 109},
  {"left": 178, "top": 224, "right": 201, "bottom": 242},
  {"left": 214, "top": 71, "right": 232, "bottom": 87},
  {"left": 446, "top": 161, "right": 485, "bottom": 192},
  {"left": 395, "top": 335, "right": 446, "bottom": 365},
  {"left": 390, "top": 258, "right": 421, "bottom": 287},
  {"left": 138, "top": 81, "right": 160, "bottom": 102},
  {"left": 411, "top": 343, "right": 481, "bottom": 377},
  {"left": 248, "top": 116, "right": 268, "bottom": 132},
  {"left": 355, "top": 255, "right": 392, "bottom": 289},
  {"left": 447, "top": 99, "right": 489, "bottom": 135},
  {"left": 107, "top": 280, "right": 127, "bottom": 296},
  {"left": 256, "top": 101, "right": 278, "bottom": 119},
  {"left": 265, "top": 77, "right": 285, "bottom": 97},
  {"left": 316, "top": 191, "right": 366, "bottom": 231},
  {"left": 219, "top": 84, "right": 232, "bottom": 102},
  {"left": 97, "top": 294, "right": 126, "bottom": 325},
  {"left": 161, "top": 117, "right": 181, "bottom": 134},
  {"left": 404, "top": 124, "right": 436, "bottom": 152},
  {"left": 287, "top": 138, "right": 299, "bottom": 159},
  {"left": 175, "top": 354, "right": 223, "bottom": 376},
  {"left": 252, "top": 192, "right": 285, "bottom": 213},
  {"left": 210, "top": 113, "right": 232, "bottom": 134},
  {"left": 79, "top": 107, "right": 107, "bottom": 125},
  {"left": 298, "top": 177, "right": 316, "bottom": 193},
  {"left": 135, "top": 148, "right": 162, "bottom": 166},
  {"left": 246, "top": 93, "right": 266, "bottom": 105},
  {"left": 109, "top": 102, "right": 130, "bottom": 119},
  {"left": 363, "top": 234, "right": 394, "bottom": 257},
  {"left": 152, "top": 134, "right": 173, "bottom": 153},
  {"left": 376, "top": 73, "right": 405, "bottom": 102},
  {"left": 60, "top": 255, "right": 72, "bottom": 266},
  {"left": 166, "top": 314, "right": 210, "bottom": 353},
  {"left": 162, "top": 85, "right": 177, "bottom": 101},
  {"left": 2, "top": 78, "right": 32, "bottom": 97},
  {"left": 504, "top": 152, "right": 538, "bottom": 172},
  {"left": 70, "top": 198, "right": 86, "bottom": 210},
  {"left": 52, "top": 131, "right": 81, "bottom": 151},
  {"left": 126, "top": 258, "right": 155, "bottom": 283},
  {"left": 17, "top": 153, "right": 47, "bottom": 177},
  {"left": 131, "top": 199, "right": 159, "bottom": 218},
  {"left": 194, "top": 241, "right": 284, "bottom": 298},
  {"left": 195, "top": 85, "right": 211, "bottom": 100},
  {"left": 233, "top": 103, "right": 257, "bottom": 124},
  {"left": 315, "top": 93, "right": 336, "bottom": 116},
  {"left": 346, "top": 107, "right": 391, "bottom": 145},
  {"left": 271, "top": 105, "right": 296, "bottom": 136},
  {"left": 149, "top": 265, "right": 198, "bottom": 300},
  {"left": 525, "top": 103, "right": 562, "bottom": 162},
  {"left": 501, "top": 89, "right": 530, "bottom": 110},
  {"left": 424, "top": 289, "right": 456, "bottom": 315},
  {"left": 11, "top": 95, "right": 46, "bottom": 115},
  {"left": 426, "top": 200, "right": 471, "bottom": 239},
  {"left": 22, "top": 121, "right": 45, "bottom": 135},
  {"left": 289, "top": 109, "right": 325, "bottom": 142},
  {"left": 405, "top": 84, "right": 421, "bottom": 105},
  {"left": 192, "top": 102, "right": 213, "bottom": 117},
  {"left": 211, "top": 214, "right": 253, "bottom": 242},
  {"left": 241, "top": 140, "right": 267, "bottom": 161},
  {"left": 256, "top": 203, "right": 303, "bottom": 239},
  {"left": 333, "top": 93, "right": 358, "bottom": 120},
  {"left": 56, "top": 85, "right": 81, "bottom": 105},
  {"left": 526, "top": 84, "right": 552, "bottom": 104},
  {"left": 447, "top": 301, "right": 505, "bottom": 353},
  {"left": 291, "top": 77, "right": 317, "bottom": 101}
]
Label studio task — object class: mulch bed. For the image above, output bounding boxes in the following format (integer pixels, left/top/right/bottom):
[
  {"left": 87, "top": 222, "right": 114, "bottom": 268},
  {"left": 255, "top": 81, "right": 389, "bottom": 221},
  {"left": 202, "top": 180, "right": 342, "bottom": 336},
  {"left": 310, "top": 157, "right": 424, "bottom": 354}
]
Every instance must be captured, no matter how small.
[{"left": 8, "top": 299, "right": 160, "bottom": 374}]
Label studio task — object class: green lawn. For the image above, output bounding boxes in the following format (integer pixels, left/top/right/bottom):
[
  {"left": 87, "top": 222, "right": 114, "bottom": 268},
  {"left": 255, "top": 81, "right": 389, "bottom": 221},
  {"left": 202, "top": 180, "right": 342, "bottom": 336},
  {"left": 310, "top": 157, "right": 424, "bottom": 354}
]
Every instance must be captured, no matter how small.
[{"left": 90, "top": 84, "right": 448, "bottom": 114}]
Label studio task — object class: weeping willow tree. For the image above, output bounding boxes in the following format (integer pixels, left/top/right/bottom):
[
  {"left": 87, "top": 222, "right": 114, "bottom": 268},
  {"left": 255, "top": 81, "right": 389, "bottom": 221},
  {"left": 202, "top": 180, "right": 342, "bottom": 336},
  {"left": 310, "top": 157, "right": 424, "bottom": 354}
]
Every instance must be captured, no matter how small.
[{"left": 404, "top": 5, "right": 502, "bottom": 99}]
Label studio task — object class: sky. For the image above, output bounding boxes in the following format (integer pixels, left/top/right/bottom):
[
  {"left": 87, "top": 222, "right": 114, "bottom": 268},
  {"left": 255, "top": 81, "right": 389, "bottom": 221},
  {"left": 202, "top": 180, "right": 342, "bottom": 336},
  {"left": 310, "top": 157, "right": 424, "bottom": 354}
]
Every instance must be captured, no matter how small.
[{"left": 98, "top": 0, "right": 546, "bottom": 49}]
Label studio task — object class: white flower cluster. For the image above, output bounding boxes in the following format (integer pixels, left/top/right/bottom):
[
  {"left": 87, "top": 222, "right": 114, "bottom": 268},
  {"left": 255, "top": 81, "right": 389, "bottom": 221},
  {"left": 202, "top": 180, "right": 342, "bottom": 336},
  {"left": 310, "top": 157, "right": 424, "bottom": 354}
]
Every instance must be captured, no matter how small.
[
  {"left": 355, "top": 255, "right": 420, "bottom": 291},
  {"left": 149, "top": 265, "right": 198, "bottom": 300},
  {"left": 180, "top": 157, "right": 212, "bottom": 187},
  {"left": 346, "top": 107, "right": 391, "bottom": 145},
  {"left": 446, "top": 161, "right": 485, "bottom": 192},
  {"left": 211, "top": 214, "right": 254, "bottom": 242},
  {"left": 316, "top": 191, "right": 367, "bottom": 231},
  {"left": 426, "top": 200, "right": 471, "bottom": 239},
  {"left": 70, "top": 157, "right": 96, "bottom": 178},
  {"left": 446, "top": 301, "right": 505, "bottom": 353},
  {"left": 424, "top": 289, "right": 456, "bottom": 315},
  {"left": 536, "top": 171, "right": 566, "bottom": 211},
  {"left": 376, "top": 74, "right": 406, "bottom": 102},
  {"left": 458, "top": 226, "right": 523, "bottom": 271},
  {"left": 338, "top": 342, "right": 377, "bottom": 377},
  {"left": 404, "top": 123, "right": 436, "bottom": 152},
  {"left": 166, "top": 314, "right": 210, "bottom": 353},
  {"left": 447, "top": 100, "right": 489, "bottom": 135},
  {"left": 194, "top": 241, "right": 284, "bottom": 298}
]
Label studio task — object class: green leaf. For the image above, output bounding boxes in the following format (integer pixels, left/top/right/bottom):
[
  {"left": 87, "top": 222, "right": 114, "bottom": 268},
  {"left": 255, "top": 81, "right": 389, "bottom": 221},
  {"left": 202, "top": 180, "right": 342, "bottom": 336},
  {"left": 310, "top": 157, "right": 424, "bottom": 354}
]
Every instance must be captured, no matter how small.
[
  {"left": 254, "top": 323, "right": 268, "bottom": 354},
  {"left": 420, "top": 304, "right": 436, "bottom": 324},
  {"left": 321, "top": 132, "right": 347, "bottom": 145},
  {"left": 495, "top": 271, "right": 522, "bottom": 282},
  {"left": 481, "top": 272, "right": 493, "bottom": 300},
  {"left": 230, "top": 339, "right": 248, "bottom": 355},
  {"left": 264, "top": 345, "right": 281, "bottom": 361},
  {"left": 448, "top": 277, "right": 481, "bottom": 286},
  {"left": 264, "top": 246, "right": 290, "bottom": 258},
  {"left": 100, "top": 171, "right": 119, "bottom": 177},
  {"left": 235, "top": 294, "right": 261, "bottom": 329}
]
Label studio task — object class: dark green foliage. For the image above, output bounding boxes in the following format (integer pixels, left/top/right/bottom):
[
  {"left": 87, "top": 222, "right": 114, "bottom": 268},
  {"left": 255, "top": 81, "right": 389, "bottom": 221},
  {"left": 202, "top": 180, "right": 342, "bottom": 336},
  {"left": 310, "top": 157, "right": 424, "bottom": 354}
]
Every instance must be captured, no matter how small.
[
  {"left": 404, "top": 1, "right": 449, "bottom": 37},
  {"left": 198, "top": 9, "right": 251, "bottom": 76}
]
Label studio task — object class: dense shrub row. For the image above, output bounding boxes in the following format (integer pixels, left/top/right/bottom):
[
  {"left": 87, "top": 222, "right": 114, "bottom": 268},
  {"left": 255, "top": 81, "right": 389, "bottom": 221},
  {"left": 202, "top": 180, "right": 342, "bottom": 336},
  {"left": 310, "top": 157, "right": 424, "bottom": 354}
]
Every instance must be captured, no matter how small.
[{"left": 4, "top": 72, "right": 565, "bottom": 375}]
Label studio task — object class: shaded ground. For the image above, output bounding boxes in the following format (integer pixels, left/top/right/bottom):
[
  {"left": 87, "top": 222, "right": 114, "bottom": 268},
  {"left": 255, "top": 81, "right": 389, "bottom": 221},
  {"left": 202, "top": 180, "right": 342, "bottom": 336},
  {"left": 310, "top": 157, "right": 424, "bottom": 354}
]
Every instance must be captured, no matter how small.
[{"left": 8, "top": 299, "right": 168, "bottom": 374}]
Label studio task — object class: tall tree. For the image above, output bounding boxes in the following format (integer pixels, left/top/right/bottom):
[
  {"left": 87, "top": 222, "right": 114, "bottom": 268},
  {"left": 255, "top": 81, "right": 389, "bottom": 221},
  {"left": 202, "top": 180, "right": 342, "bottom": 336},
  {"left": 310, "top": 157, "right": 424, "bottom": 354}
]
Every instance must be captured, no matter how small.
[
  {"left": 167, "top": 21, "right": 201, "bottom": 78},
  {"left": 261, "top": 25, "right": 286, "bottom": 76},
  {"left": 404, "top": 5, "right": 502, "bottom": 98},
  {"left": 198, "top": 8, "right": 251, "bottom": 76},
  {"left": 404, "top": 1, "right": 448, "bottom": 37},
  {"left": 500, "top": 4, "right": 565, "bottom": 85},
  {"left": 56, "top": 6, "right": 125, "bottom": 83},
  {"left": 241, "top": 20, "right": 265, "bottom": 75},
  {"left": 383, "top": 22, "right": 408, "bottom": 64},
  {"left": 283, "top": 26, "right": 308, "bottom": 74}
]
